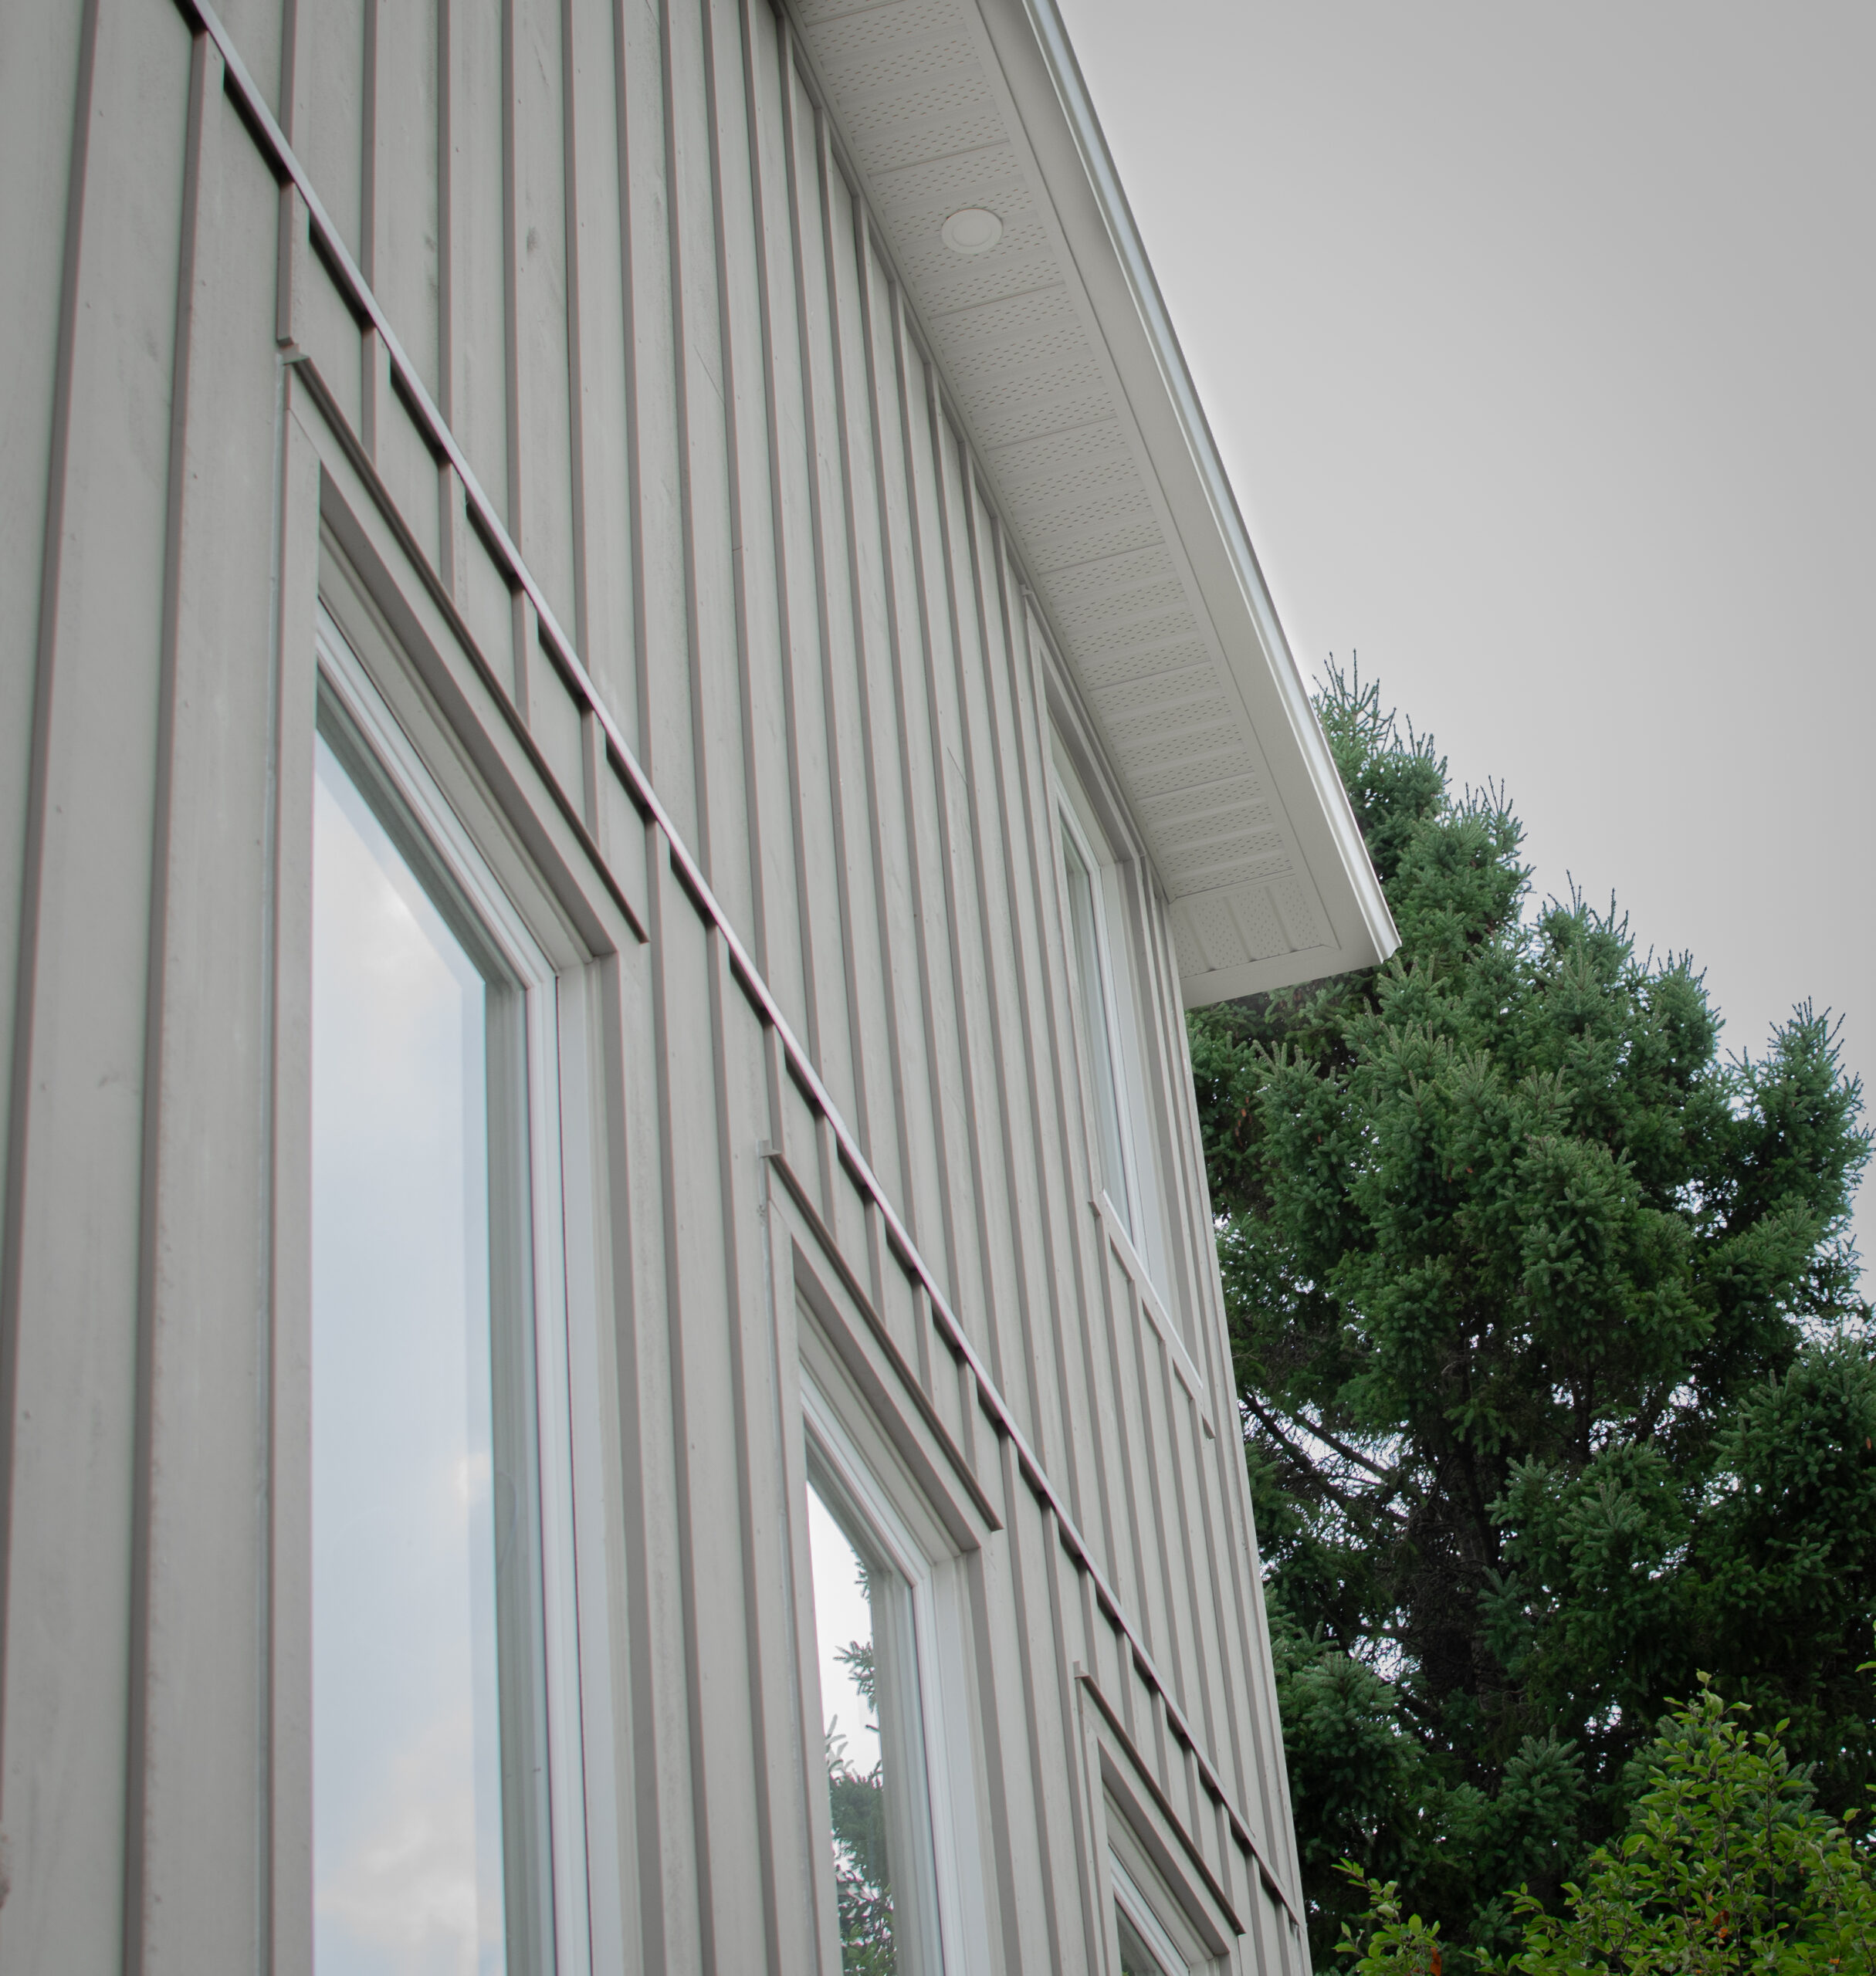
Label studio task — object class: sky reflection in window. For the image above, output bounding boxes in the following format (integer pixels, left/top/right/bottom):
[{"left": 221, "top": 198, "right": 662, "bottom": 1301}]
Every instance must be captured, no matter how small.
[{"left": 311, "top": 733, "right": 507, "bottom": 1976}]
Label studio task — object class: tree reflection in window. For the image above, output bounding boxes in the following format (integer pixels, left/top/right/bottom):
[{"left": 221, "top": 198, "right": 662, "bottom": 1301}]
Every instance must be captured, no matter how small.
[
  {"left": 827, "top": 1623, "right": 894, "bottom": 1971},
  {"left": 808, "top": 1476, "right": 912, "bottom": 1974}
]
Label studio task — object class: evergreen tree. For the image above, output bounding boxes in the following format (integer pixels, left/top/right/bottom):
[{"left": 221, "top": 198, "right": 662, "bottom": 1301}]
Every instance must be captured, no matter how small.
[{"left": 1190, "top": 666, "right": 1874, "bottom": 1967}]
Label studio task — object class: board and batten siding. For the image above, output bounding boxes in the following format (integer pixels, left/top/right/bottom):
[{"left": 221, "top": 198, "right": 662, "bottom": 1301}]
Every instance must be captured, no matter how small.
[{"left": 0, "top": 0, "right": 1312, "bottom": 1970}]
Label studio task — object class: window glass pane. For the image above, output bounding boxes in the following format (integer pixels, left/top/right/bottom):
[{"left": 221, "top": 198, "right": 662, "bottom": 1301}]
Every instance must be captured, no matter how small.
[
  {"left": 1111, "top": 1851, "right": 1189, "bottom": 1976},
  {"left": 1062, "top": 822, "right": 1132, "bottom": 1235},
  {"left": 809, "top": 1483, "right": 893, "bottom": 1968},
  {"left": 312, "top": 727, "right": 529, "bottom": 1976},
  {"left": 1114, "top": 1905, "right": 1173, "bottom": 1976},
  {"left": 808, "top": 1472, "right": 940, "bottom": 1974}
]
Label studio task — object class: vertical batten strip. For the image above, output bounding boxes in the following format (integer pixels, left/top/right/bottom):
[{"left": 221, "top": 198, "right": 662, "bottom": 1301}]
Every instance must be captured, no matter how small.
[
  {"left": 125, "top": 36, "right": 224, "bottom": 1966},
  {"left": 559, "top": 0, "right": 590, "bottom": 660},
  {"left": 881, "top": 279, "right": 984, "bottom": 1333},
  {"left": 892, "top": 333, "right": 997, "bottom": 1375},
  {"left": 998, "top": 577, "right": 1117, "bottom": 1565},
  {"left": 699, "top": 6, "right": 828, "bottom": 1961},
  {"left": 435, "top": 0, "right": 452, "bottom": 425},
  {"left": 131, "top": 23, "right": 290, "bottom": 1964},
  {"left": 0, "top": 2, "right": 104, "bottom": 1928},
  {"left": 739, "top": 22, "right": 826, "bottom": 1071},
  {"left": 596, "top": 927, "right": 679, "bottom": 1976},
  {"left": 499, "top": 0, "right": 524, "bottom": 561},
  {"left": 961, "top": 1538, "right": 1028, "bottom": 1963},
  {"left": 835, "top": 214, "right": 928, "bottom": 1262},
  {"left": 655, "top": 0, "right": 713, "bottom": 880},
  {"left": 1167, "top": 1372, "right": 1228, "bottom": 1801},
  {"left": 606, "top": 0, "right": 652, "bottom": 768},
  {"left": 1002, "top": 1448, "right": 1067, "bottom": 1972},
  {"left": 1131, "top": 1300, "right": 1190, "bottom": 1713},
  {"left": 267, "top": 393, "right": 323, "bottom": 1976},
  {"left": 704, "top": 927, "right": 789, "bottom": 1971},
  {"left": 1112, "top": 794, "right": 1274, "bottom": 1836},
  {"left": 916, "top": 391, "right": 1019, "bottom": 1411},
  {"left": 850, "top": 241, "right": 961, "bottom": 1308},
  {"left": 804, "top": 110, "right": 885, "bottom": 1172},
  {"left": 986, "top": 530, "right": 1115, "bottom": 1545},
  {"left": 1099, "top": 1243, "right": 1153, "bottom": 1653},
  {"left": 645, "top": 834, "right": 720, "bottom": 1976},
  {"left": 356, "top": 0, "right": 382, "bottom": 460},
  {"left": 697, "top": 0, "right": 777, "bottom": 992},
  {"left": 939, "top": 448, "right": 1051, "bottom": 1460},
  {"left": 956, "top": 482, "right": 1080, "bottom": 1490},
  {"left": 1041, "top": 1495, "right": 1107, "bottom": 1973},
  {"left": 561, "top": 0, "right": 631, "bottom": 737},
  {"left": 453, "top": 0, "right": 510, "bottom": 532},
  {"left": 359, "top": 0, "right": 378, "bottom": 283},
  {"left": 507, "top": 0, "right": 579, "bottom": 646},
  {"left": 276, "top": 0, "right": 301, "bottom": 142},
  {"left": 766, "top": 44, "right": 846, "bottom": 1112},
  {"left": 1194, "top": 1387, "right": 1268, "bottom": 1847},
  {"left": 1164, "top": 893, "right": 1294, "bottom": 1852},
  {"left": 820, "top": 184, "right": 915, "bottom": 1217},
  {"left": 777, "top": 93, "right": 872, "bottom": 1152}
]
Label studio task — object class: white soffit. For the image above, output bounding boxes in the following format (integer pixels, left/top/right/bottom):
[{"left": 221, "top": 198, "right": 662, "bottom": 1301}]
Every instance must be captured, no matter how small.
[{"left": 791, "top": 0, "right": 1399, "bottom": 1006}]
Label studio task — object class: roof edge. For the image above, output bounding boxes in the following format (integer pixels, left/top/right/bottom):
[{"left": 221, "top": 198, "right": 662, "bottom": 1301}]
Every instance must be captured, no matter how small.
[{"left": 976, "top": 0, "right": 1400, "bottom": 990}]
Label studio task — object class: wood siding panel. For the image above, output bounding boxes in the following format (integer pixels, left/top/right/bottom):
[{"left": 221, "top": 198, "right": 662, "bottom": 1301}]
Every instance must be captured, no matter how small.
[
  {"left": 369, "top": 0, "right": 442, "bottom": 400},
  {"left": 0, "top": 2, "right": 194, "bottom": 1960},
  {"left": 0, "top": 0, "right": 90, "bottom": 1341},
  {"left": 134, "top": 52, "right": 285, "bottom": 1971},
  {"left": 448, "top": 0, "right": 513, "bottom": 531},
  {"left": 0, "top": 1, "right": 1312, "bottom": 1968}
]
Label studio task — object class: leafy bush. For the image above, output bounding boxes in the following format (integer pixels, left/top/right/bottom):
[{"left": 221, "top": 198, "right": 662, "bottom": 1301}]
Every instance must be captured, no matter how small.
[{"left": 1336, "top": 1682, "right": 1876, "bottom": 1974}]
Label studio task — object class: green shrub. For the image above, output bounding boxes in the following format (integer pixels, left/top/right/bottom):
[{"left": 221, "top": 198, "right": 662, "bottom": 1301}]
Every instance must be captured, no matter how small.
[{"left": 1337, "top": 1680, "right": 1876, "bottom": 1974}]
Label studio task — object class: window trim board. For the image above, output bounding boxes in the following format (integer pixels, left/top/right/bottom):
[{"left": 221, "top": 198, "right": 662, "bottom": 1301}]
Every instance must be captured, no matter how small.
[
  {"left": 1054, "top": 778, "right": 1146, "bottom": 1245},
  {"left": 313, "top": 604, "right": 599, "bottom": 1976},
  {"left": 1088, "top": 1193, "right": 1214, "bottom": 1440},
  {"left": 1112, "top": 1850, "right": 1194, "bottom": 1976},
  {"left": 1073, "top": 1665, "right": 1241, "bottom": 1956},
  {"left": 798, "top": 1356, "right": 991, "bottom": 1976},
  {"left": 765, "top": 1145, "right": 1003, "bottom": 1543}
]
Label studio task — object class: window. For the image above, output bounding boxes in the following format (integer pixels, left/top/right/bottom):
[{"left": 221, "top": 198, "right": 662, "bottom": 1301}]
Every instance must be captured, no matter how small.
[
  {"left": 1060, "top": 811, "right": 1136, "bottom": 1240},
  {"left": 1051, "top": 749, "right": 1166, "bottom": 1287},
  {"left": 801, "top": 1368, "right": 972, "bottom": 1974},
  {"left": 1110, "top": 1852, "right": 1190, "bottom": 1976},
  {"left": 310, "top": 613, "right": 588, "bottom": 1976}
]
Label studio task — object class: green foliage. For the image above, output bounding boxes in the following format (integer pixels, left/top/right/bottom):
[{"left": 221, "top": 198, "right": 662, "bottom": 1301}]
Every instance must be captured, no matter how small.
[
  {"left": 1511, "top": 1683, "right": 1876, "bottom": 1974},
  {"left": 827, "top": 1727, "right": 896, "bottom": 1973},
  {"left": 1335, "top": 1865, "right": 1448, "bottom": 1976},
  {"left": 1194, "top": 663, "right": 1874, "bottom": 1966},
  {"left": 1338, "top": 1684, "right": 1876, "bottom": 1974}
]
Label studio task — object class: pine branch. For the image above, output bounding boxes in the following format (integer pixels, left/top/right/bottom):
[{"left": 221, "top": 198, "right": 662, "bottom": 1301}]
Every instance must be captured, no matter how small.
[{"left": 1244, "top": 1394, "right": 1409, "bottom": 1528}]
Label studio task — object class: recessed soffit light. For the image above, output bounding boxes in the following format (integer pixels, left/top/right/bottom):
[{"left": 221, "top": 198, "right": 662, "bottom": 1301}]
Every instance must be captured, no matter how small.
[{"left": 940, "top": 207, "right": 1003, "bottom": 256}]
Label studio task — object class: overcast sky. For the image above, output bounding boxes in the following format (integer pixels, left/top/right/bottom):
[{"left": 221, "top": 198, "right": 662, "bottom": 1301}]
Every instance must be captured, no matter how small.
[{"left": 1055, "top": 0, "right": 1876, "bottom": 1281}]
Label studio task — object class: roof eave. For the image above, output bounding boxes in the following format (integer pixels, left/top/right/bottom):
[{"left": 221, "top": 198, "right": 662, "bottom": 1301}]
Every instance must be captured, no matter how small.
[{"left": 971, "top": 0, "right": 1400, "bottom": 1004}]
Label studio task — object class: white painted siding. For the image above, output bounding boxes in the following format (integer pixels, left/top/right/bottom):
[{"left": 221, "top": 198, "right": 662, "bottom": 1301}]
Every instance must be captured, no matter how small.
[{"left": 0, "top": 1, "right": 1312, "bottom": 1969}]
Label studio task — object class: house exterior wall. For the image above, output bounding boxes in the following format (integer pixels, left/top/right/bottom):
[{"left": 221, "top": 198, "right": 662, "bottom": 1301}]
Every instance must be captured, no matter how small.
[{"left": 0, "top": 0, "right": 1310, "bottom": 1971}]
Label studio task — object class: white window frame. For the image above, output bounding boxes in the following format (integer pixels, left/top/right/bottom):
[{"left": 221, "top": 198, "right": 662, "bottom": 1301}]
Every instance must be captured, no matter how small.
[
  {"left": 800, "top": 1356, "right": 987, "bottom": 1975},
  {"left": 1110, "top": 1849, "right": 1192, "bottom": 1976},
  {"left": 314, "top": 605, "right": 597, "bottom": 1976},
  {"left": 1051, "top": 747, "right": 1168, "bottom": 1291}
]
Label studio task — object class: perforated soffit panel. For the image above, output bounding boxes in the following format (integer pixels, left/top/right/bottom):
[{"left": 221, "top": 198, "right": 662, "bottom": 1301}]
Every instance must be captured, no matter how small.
[{"left": 791, "top": 0, "right": 1398, "bottom": 1007}]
